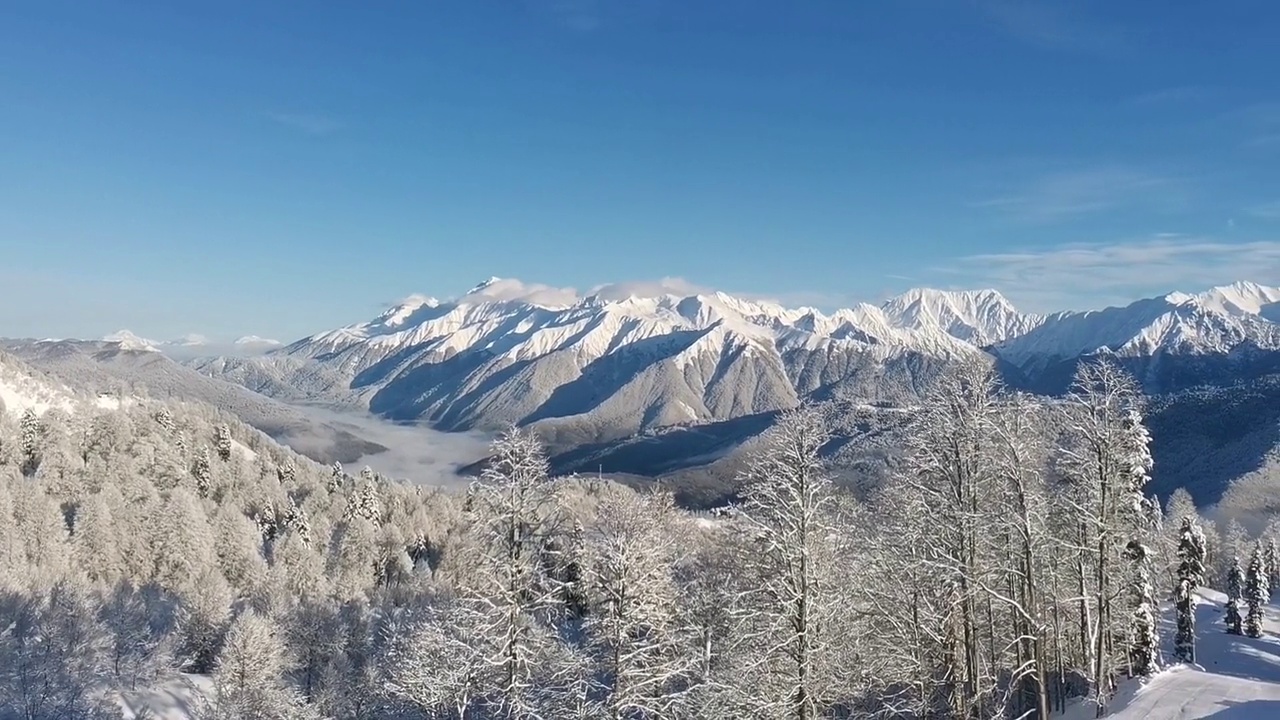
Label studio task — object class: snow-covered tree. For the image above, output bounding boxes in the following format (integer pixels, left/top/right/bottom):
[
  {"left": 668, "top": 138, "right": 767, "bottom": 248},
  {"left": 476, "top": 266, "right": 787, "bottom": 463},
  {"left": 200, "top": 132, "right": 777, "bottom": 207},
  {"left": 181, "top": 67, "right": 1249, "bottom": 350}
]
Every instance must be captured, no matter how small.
[
  {"left": 192, "top": 446, "right": 212, "bottom": 497},
  {"left": 1173, "top": 516, "right": 1206, "bottom": 662},
  {"left": 19, "top": 408, "right": 41, "bottom": 477},
  {"left": 206, "top": 609, "right": 314, "bottom": 719},
  {"left": 1244, "top": 543, "right": 1270, "bottom": 639},
  {"left": 462, "top": 426, "right": 568, "bottom": 717},
  {"left": 0, "top": 579, "right": 119, "bottom": 720},
  {"left": 213, "top": 423, "right": 233, "bottom": 463},
  {"left": 1125, "top": 540, "right": 1159, "bottom": 676},
  {"left": 344, "top": 474, "right": 381, "bottom": 524},
  {"left": 383, "top": 598, "right": 493, "bottom": 719},
  {"left": 1225, "top": 555, "right": 1245, "bottom": 636},
  {"left": 732, "top": 404, "right": 856, "bottom": 719},
  {"left": 149, "top": 488, "right": 215, "bottom": 593},
  {"left": 177, "top": 565, "right": 234, "bottom": 673},
  {"left": 1056, "top": 358, "right": 1157, "bottom": 710},
  {"left": 582, "top": 490, "right": 694, "bottom": 719},
  {"left": 1268, "top": 537, "right": 1280, "bottom": 596},
  {"left": 100, "top": 581, "right": 176, "bottom": 692}
]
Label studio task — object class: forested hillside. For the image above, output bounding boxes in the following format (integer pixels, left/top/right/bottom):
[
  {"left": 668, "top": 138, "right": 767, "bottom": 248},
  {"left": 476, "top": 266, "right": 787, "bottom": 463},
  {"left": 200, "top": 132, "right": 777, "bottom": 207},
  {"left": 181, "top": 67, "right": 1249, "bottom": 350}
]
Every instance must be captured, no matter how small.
[{"left": 1, "top": 357, "right": 1276, "bottom": 719}]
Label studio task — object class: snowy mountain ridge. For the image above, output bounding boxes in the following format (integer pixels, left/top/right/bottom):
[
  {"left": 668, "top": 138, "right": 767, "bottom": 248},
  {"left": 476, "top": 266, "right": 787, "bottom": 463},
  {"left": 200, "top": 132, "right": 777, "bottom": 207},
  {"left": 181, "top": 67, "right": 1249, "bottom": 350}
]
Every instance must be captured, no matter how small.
[{"left": 184, "top": 277, "right": 1280, "bottom": 444}]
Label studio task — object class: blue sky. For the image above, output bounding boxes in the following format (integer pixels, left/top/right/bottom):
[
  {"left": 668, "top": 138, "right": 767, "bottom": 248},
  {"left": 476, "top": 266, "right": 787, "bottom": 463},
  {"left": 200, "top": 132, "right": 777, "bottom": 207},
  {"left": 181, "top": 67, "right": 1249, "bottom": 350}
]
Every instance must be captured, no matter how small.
[{"left": 2, "top": 0, "right": 1279, "bottom": 341}]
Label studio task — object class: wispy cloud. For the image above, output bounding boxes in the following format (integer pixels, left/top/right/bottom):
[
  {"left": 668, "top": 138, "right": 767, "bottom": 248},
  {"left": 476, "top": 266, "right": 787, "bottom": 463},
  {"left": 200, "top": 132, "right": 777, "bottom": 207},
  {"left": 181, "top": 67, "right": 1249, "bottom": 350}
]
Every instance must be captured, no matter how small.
[
  {"left": 973, "top": 164, "right": 1188, "bottom": 223},
  {"left": 935, "top": 236, "right": 1280, "bottom": 312},
  {"left": 537, "top": 0, "right": 604, "bottom": 31},
  {"left": 265, "top": 111, "right": 343, "bottom": 136},
  {"left": 1218, "top": 102, "right": 1280, "bottom": 150},
  {"left": 977, "top": 0, "right": 1127, "bottom": 56},
  {"left": 1248, "top": 201, "right": 1280, "bottom": 219},
  {"left": 1127, "top": 86, "right": 1213, "bottom": 106}
]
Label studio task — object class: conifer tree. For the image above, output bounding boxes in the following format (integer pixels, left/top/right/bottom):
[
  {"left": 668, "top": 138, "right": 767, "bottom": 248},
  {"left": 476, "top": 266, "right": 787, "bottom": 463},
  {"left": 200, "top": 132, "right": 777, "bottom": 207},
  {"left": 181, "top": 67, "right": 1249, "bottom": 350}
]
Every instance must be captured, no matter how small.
[
  {"left": 1225, "top": 556, "right": 1245, "bottom": 636},
  {"left": 192, "top": 446, "right": 213, "bottom": 497},
  {"left": 1173, "top": 516, "right": 1206, "bottom": 662},
  {"left": 1244, "top": 544, "right": 1270, "bottom": 639},
  {"left": 19, "top": 408, "right": 40, "bottom": 477},
  {"left": 1268, "top": 537, "right": 1280, "bottom": 596},
  {"left": 214, "top": 423, "right": 233, "bottom": 462},
  {"left": 1126, "top": 540, "right": 1159, "bottom": 676}
]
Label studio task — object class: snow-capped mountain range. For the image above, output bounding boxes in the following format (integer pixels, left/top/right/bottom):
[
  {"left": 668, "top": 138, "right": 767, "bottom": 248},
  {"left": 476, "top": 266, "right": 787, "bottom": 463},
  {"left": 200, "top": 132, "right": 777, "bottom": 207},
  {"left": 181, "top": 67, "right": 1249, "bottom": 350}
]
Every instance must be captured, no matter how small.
[
  {"left": 182, "top": 278, "right": 1280, "bottom": 446},
  {"left": 96, "top": 331, "right": 283, "bottom": 356}
]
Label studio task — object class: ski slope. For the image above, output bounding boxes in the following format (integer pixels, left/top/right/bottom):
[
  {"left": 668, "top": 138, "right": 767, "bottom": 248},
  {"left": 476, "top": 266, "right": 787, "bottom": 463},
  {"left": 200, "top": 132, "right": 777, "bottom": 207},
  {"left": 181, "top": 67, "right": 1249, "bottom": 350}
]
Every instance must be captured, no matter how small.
[{"left": 1068, "top": 589, "right": 1280, "bottom": 719}]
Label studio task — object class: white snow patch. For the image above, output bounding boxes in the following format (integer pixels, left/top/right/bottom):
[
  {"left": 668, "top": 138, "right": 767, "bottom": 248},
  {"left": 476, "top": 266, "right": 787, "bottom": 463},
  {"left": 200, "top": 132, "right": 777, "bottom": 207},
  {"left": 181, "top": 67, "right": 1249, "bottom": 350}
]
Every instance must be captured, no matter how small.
[{"left": 118, "top": 674, "right": 212, "bottom": 719}]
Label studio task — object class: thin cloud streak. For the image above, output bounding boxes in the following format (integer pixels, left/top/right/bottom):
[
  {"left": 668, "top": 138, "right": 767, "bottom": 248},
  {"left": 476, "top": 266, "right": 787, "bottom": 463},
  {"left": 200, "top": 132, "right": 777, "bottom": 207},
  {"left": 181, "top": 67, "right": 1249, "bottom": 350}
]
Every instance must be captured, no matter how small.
[
  {"left": 1127, "top": 86, "right": 1213, "bottom": 106},
  {"left": 1248, "top": 202, "right": 1280, "bottom": 219},
  {"left": 936, "top": 237, "right": 1280, "bottom": 312},
  {"left": 977, "top": 0, "right": 1127, "bottom": 57},
  {"left": 974, "top": 164, "right": 1188, "bottom": 223},
  {"left": 265, "top": 112, "right": 344, "bottom": 136}
]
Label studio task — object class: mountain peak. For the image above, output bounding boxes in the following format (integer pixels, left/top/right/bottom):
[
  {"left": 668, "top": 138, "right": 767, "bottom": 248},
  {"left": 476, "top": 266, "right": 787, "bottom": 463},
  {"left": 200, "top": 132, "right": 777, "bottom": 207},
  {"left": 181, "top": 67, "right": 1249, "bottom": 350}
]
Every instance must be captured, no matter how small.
[
  {"left": 880, "top": 287, "right": 1036, "bottom": 345},
  {"left": 469, "top": 276, "right": 505, "bottom": 294},
  {"left": 234, "top": 335, "right": 282, "bottom": 346},
  {"left": 1166, "top": 281, "right": 1280, "bottom": 317},
  {"left": 102, "top": 330, "right": 161, "bottom": 352}
]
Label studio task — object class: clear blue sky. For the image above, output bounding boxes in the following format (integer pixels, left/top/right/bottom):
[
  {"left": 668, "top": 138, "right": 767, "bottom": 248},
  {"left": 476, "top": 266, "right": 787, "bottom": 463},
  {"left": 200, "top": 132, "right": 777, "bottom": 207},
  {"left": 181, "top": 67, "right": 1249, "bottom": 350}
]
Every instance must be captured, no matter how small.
[{"left": 2, "top": 0, "right": 1278, "bottom": 341}]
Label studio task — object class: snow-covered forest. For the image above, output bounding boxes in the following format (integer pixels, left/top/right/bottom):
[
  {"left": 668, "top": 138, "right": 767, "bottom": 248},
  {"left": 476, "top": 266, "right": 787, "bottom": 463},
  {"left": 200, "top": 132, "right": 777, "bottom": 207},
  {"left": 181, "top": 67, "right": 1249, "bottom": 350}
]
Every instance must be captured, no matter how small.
[{"left": 0, "top": 357, "right": 1274, "bottom": 719}]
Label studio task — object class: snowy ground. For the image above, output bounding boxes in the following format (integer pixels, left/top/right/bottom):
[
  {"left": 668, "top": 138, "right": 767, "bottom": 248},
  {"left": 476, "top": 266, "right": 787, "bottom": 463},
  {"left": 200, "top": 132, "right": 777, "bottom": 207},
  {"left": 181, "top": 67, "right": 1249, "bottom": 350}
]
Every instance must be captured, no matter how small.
[
  {"left": 1065, "top": 589, "right": 1280, "bottom": 719},
  {"left": 118, "top": 675, "right": 212, "bottom": 719},
  {"left": 115, "top": 590, "right": 1280, "bottom": 719}
]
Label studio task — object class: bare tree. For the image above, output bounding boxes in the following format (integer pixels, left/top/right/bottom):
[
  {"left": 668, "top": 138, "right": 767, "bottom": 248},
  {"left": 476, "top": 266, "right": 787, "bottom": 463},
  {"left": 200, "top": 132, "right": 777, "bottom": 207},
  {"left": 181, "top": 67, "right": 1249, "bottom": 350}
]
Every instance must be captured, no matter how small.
[
  {"left": 582, "top": 489, "right": 694, "bottom": 719},
  {"left": 463, "top": 427, "right": 568, "bottom": 718},
  {"left": 731, "top": 404, "right": 857, "bottom": 719}
]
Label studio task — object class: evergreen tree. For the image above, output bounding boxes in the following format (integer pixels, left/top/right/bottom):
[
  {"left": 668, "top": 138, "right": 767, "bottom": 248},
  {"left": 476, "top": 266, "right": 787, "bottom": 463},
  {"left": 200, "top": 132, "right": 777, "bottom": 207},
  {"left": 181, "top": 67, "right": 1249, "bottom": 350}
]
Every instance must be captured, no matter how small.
[
  {"left": 1226, "top": 556, "right": 1245, "bottom": 636},
  {"left": 192, "top": 446, "right": 213, "bottom": 497},
  {"left": 214, "top": 423, "right": 233, "bottom": 462},
  {"left": 344, "top": 475, "right": 381, "bottom": 524},
  {"left": 1173, "top": 516, "right": 1206, "bottom": 662},
  {"left": 1268, "top": 537, "right": 1280, "bottom": 596},
  {"left": 1126, "top": 541, "right": 1159, "bottom": 676},
  {"left": 19, "top": 408, "right": 41, "bottom": 477},
  {"left": 1244, "top": 544, "right": 1270, "bottom": 639}
]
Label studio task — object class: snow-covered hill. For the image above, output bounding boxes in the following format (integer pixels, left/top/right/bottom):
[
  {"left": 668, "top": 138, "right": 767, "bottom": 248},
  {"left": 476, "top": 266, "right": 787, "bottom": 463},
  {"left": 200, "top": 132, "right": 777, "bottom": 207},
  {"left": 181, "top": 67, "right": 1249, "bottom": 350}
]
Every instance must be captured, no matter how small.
[
  {"left": 1070, "top": 588, "right": 1280, "bottom": 719},
  {"left": 1, "top": 339, "right": 386, "bottom": 464},
  {"left": 0, "top": 351, "right": 77, "bottom": 415}
]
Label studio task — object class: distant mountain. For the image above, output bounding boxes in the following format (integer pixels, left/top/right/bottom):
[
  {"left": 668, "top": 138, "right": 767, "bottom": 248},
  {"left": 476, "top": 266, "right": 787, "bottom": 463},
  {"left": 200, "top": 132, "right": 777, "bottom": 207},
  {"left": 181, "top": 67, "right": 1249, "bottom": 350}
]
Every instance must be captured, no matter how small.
[
  {"left": 995, "top": 282, "right": 1280, "bottom": 393},
  {"left": 201, "top": 279, "right": 987, "bottom": 448},
  {"left": 2, "top": 339, "right": 385, "bottom": 464},
  {"left": 102, "top": 329, "right": 163, "bottom": 353},
  {"left": 880, "top": 287, "right": 1044, "bottom": 345},
  {"left": 235, "top": 335, "right": 282, "bottom": 347},
  {"left": 185, "top": 278, "right": 1280, "bottom": 447}
]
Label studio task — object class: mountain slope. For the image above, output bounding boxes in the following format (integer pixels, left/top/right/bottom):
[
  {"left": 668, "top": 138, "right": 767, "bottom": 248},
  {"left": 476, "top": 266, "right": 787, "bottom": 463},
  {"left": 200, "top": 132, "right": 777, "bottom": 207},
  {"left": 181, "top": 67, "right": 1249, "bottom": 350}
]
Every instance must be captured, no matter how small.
[
  {"left": 207, "top": 282, "right": 983, "bottom": 446},
  {"left": 995, "top": 283, "right": 1280, "bottom": 393},
  {"left": 0, "top": 350, "right": 79, "bottom": 415},
  {"left": 880, "top": 287, "right": 1043, "bottom": 345},
  {"left": 181, "top": 278, "right": 1280, "bottom": 466},
  {"left": 2, "top": 339, "right": 385, "bottom": 463}
]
